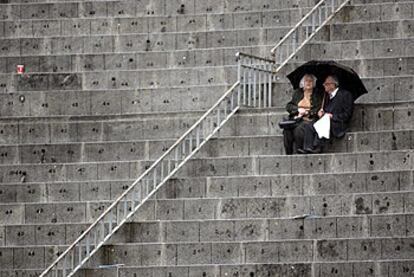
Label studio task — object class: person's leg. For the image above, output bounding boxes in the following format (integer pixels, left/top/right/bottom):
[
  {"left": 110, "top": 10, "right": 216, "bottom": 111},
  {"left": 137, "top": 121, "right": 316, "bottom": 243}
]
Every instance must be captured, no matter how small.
[
  {"left": 283, "top": 129, "right": 294, "bottom": 155},
  {"left": 312, "top": 134, "right": 324, "bottom": 149},
  {"left": 302, "top": 123, "right": 317, "bottom": 150},
  {"left": 304, "top": 126, "right": 325, "bottom": 153},
  {"left": 293, "top": 121, "right": 307, "bottom": 151}
]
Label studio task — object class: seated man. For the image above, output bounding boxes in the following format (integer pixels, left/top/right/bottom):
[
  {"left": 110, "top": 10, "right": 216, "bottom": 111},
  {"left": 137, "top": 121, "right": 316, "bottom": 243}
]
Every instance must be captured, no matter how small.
[{"left": 300, "top": 75, "right": 354, "bottom": 154}]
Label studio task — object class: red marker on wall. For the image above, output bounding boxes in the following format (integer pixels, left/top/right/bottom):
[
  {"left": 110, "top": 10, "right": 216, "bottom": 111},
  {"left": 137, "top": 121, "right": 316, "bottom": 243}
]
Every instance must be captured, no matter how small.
[{"left": 17, "top": 65, "right": 24, "bottom": 74}]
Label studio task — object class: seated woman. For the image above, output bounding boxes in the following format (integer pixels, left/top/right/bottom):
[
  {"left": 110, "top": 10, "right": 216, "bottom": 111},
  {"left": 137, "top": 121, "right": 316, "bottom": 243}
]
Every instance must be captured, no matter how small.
[{"left": 283, "top": 74, "right": 323, "bottom": 154}]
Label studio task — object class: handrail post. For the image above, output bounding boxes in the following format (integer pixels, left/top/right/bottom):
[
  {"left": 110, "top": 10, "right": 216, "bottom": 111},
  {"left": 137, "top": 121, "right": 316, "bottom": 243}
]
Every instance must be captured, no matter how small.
[
  {"left": 268, "top": 63, "right": 272, "bottom": 108},
  {"left": 258, "top": 61, "right": 262, "bottom": 108},
  {"left": 237, "top": 53, "right": 241, "bottom": 106},
  {"left": 253, "top": 67, "right": 257, "bottom": 107},
  {"left": 243, "top": 62, "right": 247, "bottom": 105}
]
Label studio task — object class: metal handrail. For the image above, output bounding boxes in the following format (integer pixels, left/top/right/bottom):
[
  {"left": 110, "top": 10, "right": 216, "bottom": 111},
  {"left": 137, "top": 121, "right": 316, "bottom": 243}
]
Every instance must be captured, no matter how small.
[
  {"left": 271, "top": 0, "right": 351, "bottom": 70},
  {"left": 39, "top": 0, "right": 351, "bottom": 275},
  {"left": 237, "top": 52, "right": 275, "bottom": 63},
  {"left": 241, "top": 64, "right": 274, "bottom": 74},
  {"left": 271, "top": 0, "right": 329, "bottom": 53},
  {"left": 39, "top": 52, "right": 276, "bottom": 277},
  {"left": 40, "top": 83, "right": 236, "bottom": 269}
]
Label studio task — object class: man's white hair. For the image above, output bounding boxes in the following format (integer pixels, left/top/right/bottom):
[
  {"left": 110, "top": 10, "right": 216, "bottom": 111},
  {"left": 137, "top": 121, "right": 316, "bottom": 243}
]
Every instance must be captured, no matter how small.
[{"left": 299, "top": 74, "right": 317, "bottom": 89}]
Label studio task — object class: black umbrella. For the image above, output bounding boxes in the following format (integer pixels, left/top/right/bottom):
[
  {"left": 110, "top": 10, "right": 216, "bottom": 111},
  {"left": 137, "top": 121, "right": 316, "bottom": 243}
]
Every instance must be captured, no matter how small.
[{"left": 286, "top": 60, "right": 368, "bottom": 101}]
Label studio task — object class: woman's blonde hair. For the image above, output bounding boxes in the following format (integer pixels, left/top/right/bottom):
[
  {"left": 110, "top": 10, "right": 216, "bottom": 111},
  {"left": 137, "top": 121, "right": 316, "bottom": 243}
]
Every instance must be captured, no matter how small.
[{"left": 299, "top": 74, "right": 317, "bottom": 89}]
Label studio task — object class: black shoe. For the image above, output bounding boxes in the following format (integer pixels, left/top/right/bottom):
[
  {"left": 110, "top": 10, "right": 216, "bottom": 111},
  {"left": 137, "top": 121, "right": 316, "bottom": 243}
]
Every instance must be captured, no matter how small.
[
  {"left": 304, "top": 147, "right": 322, "bottom": 154},
  {"left": 297, "top": 148, "right": 306, "bottom": 154}
]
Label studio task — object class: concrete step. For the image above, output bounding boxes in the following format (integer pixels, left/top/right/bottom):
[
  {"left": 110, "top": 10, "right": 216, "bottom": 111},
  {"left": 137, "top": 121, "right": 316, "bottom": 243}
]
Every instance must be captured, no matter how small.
[
  {"left": 158, "top": 170, "right": 414, "bottom": 199},
  {"left": 2, "top": 213, "right": 413, "bottom": 246},
  {"left": 0, "top": 46, "right": 248, "bottom": 73},
  {"left": 0, "top": 26, "right": 287, "bottom": 57},
  {"left": 0, "top": 44, "right": 408, "bottom": 94},
  {"left": 303, "top": 37, "right": 414, "bottom": 64},
  {"left": 93, "top": 237, "right": 414, "bottom": 267},
  {"left": 1, "top": 36, "right": 414, "bottom": 75},
  {"left": 0, "top": 169, "right": 412, "bottom": 203},
  {"left": 0, "top": 84, "right": 229, "bottom": 117},
  {"left": 271, "top": 57, "right": 414, "bottom": 81},
  {"left": 0, "top": 0, "right": 318, "bottom": 20},
  {"left": 0, "top": 66, "right": 231, "bottom": 93},
  {"left": 332, "top": 2, "right": 414, "bottom": 24},
  {"left": 1, "top": 19, "right": 413, "bottom": 58},
  {"left": 1, "top": 0, "right": 407, "bottom": 8},
  {"left": 0, "top": 237, "right": 413, "bottom": 269},
  {"left": 0, "top": 128, "right": 412, "bottom": 165},
  {"left": 0, "top": 48, "right": 242, "bottom": 74},
  {"left": 2, "top": 260, "right": 414, "bottom": 277},
  {"left": 0, "top": 146, "right": 410, "bottom": 182},
  {"left": 0, "top": 145, "right": 410, "bottom": 183},
  {"left": 78, "top": 260, "right": 414, "bottom": 277},
  {"left": 0, "top": 7, "right": 312, "bottom": 38},
  {"left": 1, "top": 189, "right": 413, "bottom": 224},
  {"left": 0, "top": 55, "right": 412, "bottom": 95},
  {"left": 0, "top": 2, "right": 411, "bottom": 38},
  {"left": 0, "top": 101, "right": 411, "bottom": 144},
  {"left": 0, "top": 74, "right": 412, "bottom": 118},
  {"left": 2, "top": 0, "right": 407, "bottom": 24}
]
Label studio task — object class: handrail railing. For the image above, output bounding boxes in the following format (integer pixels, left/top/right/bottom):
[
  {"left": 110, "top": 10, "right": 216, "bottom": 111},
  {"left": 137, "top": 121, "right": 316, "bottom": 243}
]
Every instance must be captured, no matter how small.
[
  {"left": 39, "top": 0, "right": 350, "bottom": 276},
  {"left": 271, "top": 0, "right": 350, "bottom": 70},
  {"left": 237, "top": 52, "right": 276, "bottom": 108},
  {"left": 39, "top": 53, "right": 276, "bottom": 277}
]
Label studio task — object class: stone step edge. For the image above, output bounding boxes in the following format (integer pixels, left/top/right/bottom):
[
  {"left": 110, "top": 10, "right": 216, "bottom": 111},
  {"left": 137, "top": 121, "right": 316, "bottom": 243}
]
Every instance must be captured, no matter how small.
[
  {"left": 2, "top": 233, "right": 414, "bottom": 250},
  {"left": 1, "top": 259, "right": 414, "bottom": 275},
  {"left": 0, "top": 97, "right": 409, "bottom": 122},
  {"left": 1, "top": 128, "right": 412, "bottom": 147},
  {"left": 2, "top": 76, "right": 413, "bottom": 101},
  {"left": 79, "top": 258, "right": 414, "bottom": 269},
  {"left": 0, "top": 0, "right": 403, "bottom": 7},
  {"left": 0, "top": 9, "right": 312, "bottom": 26},
  {"left": 0, "top": 0, "right": 403, "bottom": 19},
  {"left": 2, "top": 55, "right": 414, "bottom": 76},
  {"left": 1, "top": 235, "right": 413, "bottom": 249},
  {"left": 0, "top": 74, "right": 410, "bottom": 96},
  {"left": 1, "top": 260, "right": 413, "bottom": 276},
  {"left": 2, "top": 53, "right": 414, "bottom": 78},
  {"left": 3, "top": 36, "right": 414, "bottom": 60},
  {"left": 0, "top": 167, "right": 410, "bottom": 187},
  {"left": 0, "top": 148, "right": 410, "bottom": 167},
  {"left": 2, "top": 211, "right": 413, "bottom": 228},
  {"left": 0, "top": 1, "right": 319, "bottom": 16},
  {"left": 0, "top": 17, "right": 412, "bottom": 43},
  {"left": 0, "top": 99, "right": 412, "bottom": 124},
  {"left": 0, "top": 189, "right": 411, "bottom": 207}
]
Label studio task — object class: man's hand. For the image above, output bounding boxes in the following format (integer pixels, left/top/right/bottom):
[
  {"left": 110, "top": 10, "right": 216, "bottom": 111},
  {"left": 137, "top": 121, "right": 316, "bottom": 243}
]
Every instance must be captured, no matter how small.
[{"left": 318, "top": 109, "right": 324, "bottom": 118}]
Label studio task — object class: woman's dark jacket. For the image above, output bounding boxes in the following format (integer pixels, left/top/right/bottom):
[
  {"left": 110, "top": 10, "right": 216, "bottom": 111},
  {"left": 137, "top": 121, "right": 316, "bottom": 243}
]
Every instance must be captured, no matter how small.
[{"left": 285, "top": 88, "right": 323, "bottom": 120}]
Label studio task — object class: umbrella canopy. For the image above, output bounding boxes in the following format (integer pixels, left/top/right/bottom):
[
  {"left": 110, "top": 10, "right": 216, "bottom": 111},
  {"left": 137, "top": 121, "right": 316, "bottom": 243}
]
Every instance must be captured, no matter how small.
[{"left": 286, "top": 60, "right": 368, "bottom": 101}]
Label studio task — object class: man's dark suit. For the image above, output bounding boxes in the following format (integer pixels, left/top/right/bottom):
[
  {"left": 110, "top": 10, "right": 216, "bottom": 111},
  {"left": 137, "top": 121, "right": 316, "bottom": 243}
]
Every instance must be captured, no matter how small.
[{"left": 303, "top": 88, "right": 354, "bottom": 150}]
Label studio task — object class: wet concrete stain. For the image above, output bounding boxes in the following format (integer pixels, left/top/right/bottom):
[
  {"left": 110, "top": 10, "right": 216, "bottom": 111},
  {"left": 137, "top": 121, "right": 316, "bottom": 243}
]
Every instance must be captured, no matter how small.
[{"left": 355, "top": 197, "right": 372, "bottom": 214}]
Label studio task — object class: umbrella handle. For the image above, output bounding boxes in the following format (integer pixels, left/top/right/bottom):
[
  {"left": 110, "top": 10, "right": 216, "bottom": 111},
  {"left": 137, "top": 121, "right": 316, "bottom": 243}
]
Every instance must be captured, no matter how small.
[{"left": 320, "top": 93, "right": 326, "bottom": 112}]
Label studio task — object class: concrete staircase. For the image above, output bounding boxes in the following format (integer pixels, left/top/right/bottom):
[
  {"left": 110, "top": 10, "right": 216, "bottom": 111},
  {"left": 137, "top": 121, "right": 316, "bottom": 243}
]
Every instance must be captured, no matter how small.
[{"left": 0, "top": 0, "right": 413, "bottom": 276}]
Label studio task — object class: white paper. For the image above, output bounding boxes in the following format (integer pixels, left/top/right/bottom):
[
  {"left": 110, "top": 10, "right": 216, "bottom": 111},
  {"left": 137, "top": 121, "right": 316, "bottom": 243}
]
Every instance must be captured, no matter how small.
[{"left": 313, "top": 114, "right": 331, "bottom": 139}]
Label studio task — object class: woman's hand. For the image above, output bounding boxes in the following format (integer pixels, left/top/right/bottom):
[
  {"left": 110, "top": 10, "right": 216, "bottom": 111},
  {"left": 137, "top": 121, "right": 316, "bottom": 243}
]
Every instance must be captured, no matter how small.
[{"left": 298, "top": 108, "right": 307, "bottom": 116}]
